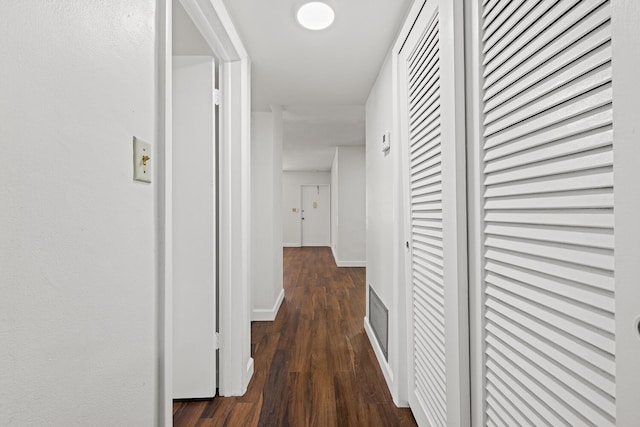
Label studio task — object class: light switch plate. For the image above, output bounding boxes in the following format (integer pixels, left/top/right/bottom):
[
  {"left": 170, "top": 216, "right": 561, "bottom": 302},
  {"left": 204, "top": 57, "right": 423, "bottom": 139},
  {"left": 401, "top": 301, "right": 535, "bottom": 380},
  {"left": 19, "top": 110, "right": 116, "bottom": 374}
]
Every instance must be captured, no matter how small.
[
  {"left": 133, "top": 137, "right": 151, "bottom": 183},
  {"left": 382, "top": 131, "right": 391, "bottom": 154}
]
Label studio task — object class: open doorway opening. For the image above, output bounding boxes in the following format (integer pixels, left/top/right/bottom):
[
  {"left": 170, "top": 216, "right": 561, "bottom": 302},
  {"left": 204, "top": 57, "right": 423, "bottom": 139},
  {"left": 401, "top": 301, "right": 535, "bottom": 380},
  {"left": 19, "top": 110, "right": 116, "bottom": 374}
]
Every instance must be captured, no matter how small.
[
  {"left": 159, "top": 0, "right": 252, "bottom": 422},
  {"left": 171, "top": 0, "right": 218, "bottom": 400}
]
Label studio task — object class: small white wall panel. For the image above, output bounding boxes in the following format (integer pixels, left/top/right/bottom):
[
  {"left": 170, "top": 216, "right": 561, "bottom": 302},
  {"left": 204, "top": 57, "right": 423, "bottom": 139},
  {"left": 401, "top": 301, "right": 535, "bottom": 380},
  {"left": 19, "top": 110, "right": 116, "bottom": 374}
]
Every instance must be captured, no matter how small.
[
  {"left": 476, "top": 0, "right": 615, "bottom": 425},
  {"left": 407, "top": 9, "right": 447, "bottom": 427}
]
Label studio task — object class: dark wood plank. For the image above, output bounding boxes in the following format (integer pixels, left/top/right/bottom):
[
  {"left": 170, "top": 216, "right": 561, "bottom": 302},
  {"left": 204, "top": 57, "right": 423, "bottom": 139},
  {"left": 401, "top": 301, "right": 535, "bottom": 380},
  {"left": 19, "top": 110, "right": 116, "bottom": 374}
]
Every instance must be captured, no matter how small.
[
  {"left": 286, "top": 372, "right": 312, "bottom": 427},
  {"left": 257, "top": 349, "right": 290, "bottom": 426},
  {"left": 174, "top": 247, "right": 417, "bottom": 427},
  {"left": 173, "top": 401, "right": 208, "bottom": 426}
]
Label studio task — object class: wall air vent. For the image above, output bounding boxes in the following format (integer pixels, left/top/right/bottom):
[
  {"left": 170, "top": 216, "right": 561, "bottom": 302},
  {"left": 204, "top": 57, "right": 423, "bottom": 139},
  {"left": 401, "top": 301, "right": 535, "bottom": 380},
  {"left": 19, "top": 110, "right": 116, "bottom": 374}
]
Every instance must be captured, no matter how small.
[{"left": 369, "top": 286, "right": 389, "bottom": 360}]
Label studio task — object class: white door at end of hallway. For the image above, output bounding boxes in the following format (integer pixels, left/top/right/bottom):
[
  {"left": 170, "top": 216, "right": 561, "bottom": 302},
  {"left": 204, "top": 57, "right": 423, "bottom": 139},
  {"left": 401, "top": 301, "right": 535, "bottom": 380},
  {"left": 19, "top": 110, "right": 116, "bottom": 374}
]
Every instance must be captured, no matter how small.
[{"left": 301, "top": 185, "right": 330, "bottom": 247}]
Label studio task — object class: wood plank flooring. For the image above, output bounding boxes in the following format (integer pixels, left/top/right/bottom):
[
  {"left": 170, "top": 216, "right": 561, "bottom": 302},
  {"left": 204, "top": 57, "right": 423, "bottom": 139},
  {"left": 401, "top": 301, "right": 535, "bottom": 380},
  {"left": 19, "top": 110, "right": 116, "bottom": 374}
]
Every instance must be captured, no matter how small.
[{"left": 174, "top": 247, "right": 416, "bottom": 427}]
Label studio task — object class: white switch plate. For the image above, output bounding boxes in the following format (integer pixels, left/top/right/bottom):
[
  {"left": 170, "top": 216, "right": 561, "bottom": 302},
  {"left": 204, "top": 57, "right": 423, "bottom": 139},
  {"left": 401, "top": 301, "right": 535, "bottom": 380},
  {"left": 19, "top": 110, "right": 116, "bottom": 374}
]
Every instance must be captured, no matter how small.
[
  {"left": 382, "top": 130, "right": 391, "bottom": 154},
  {"left": 133, "top": 137, "right": 151, "bottom": 183}
]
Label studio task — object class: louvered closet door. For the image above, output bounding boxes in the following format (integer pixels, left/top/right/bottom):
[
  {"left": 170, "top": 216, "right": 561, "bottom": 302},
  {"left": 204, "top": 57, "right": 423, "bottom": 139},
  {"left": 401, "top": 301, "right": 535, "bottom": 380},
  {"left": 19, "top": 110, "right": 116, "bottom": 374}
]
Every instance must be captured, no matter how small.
[
  {"left": 406, "top": 7, "right": 447, "bottom": 425},
  {"left": 470, "top": 0, "right": 619, "bottom": 425},
  {"left": 399, "top": 1, "right": 468, "bottom": 426}
]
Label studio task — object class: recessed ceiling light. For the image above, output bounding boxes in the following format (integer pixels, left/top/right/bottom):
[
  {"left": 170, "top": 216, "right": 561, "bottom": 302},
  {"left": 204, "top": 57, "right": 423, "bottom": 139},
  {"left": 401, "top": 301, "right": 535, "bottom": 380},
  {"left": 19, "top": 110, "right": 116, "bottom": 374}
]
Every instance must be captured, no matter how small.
[{"left": 296, "top": 2, "right": 335, "bottom": 31}]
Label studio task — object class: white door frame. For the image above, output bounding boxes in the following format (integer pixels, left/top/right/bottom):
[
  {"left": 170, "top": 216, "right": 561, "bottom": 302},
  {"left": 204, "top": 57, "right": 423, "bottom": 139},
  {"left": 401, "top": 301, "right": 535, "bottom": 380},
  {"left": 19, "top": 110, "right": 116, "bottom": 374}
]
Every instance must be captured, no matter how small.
[
  {"left": 607, "top": 1, "right": 640, "bottom": 423},
  {"left": 463, "top": 0, "right": 484, "bottom": 424},
  {"left": 300, "top": 184, "right": 331, "bottom": 247},
  {"left": 157, "top": 0, "right": 252, "bottom": 425}
]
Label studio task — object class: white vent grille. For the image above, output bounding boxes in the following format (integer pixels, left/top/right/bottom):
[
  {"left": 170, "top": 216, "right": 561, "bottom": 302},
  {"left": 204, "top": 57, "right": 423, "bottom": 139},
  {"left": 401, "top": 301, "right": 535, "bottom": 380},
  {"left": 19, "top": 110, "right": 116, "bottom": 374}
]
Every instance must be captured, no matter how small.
[
  {"left": 478, "top": 0, "right": 615, "bottom": 425},
  {"left": 407, "top": 9, "right": 447, "bottom": 427},
  {"left": 369, "top": 286, "right": 389, "bottom": 360}
]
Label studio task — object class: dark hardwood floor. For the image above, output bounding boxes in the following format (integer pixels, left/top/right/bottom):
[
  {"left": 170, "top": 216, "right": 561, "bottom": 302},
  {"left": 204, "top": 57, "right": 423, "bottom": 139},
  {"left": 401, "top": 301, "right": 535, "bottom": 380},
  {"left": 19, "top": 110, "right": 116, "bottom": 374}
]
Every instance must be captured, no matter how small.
[{"left": 173, "top": 247, "right": 416, "bottom": 426}]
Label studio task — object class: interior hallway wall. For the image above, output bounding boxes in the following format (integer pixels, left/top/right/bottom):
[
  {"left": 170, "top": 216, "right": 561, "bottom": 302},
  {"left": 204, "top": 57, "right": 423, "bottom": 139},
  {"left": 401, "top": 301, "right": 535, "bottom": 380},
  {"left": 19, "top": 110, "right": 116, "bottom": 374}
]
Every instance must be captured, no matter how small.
[
  {"left": 0, "top": 1, "right": 158, "bottom": 425},
  {"left": 330, "top": 146, "right": 367, "bottom": 267},
  {"left": 251, "top": 111, "right": 284, "bottom": 321},
  {"left": 282, "top": 171, "right": 331, "bottom": 247},
  {"left": 364, "top": 52, "right": 409, "bottom": 406},
  {"left": 271, "top": 108, "right": 284, "bottom": 319},
  {"left": 331, "top": 154, "right": 339, "bottom": 253}
]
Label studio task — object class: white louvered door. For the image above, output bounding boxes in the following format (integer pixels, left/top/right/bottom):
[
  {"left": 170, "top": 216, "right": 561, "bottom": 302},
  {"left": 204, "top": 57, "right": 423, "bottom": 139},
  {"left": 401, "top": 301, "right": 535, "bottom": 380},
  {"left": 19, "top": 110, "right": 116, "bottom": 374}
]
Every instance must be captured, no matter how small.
[
  {"left": 398, "top": 1, "right": 468, "bottom": 426},
  {"left": 467, "top": 0, "right": 626, "bottom": 425},
  {"left": 405, "top": 7, "right": 447, "bottom": 425}
]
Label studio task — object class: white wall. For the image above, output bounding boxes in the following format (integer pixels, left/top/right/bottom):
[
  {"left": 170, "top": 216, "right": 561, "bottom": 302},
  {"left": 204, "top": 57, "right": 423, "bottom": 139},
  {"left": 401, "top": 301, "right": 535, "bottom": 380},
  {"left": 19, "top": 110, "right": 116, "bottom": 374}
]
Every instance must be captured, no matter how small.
[
  {"left": 364, "top": 53, "right": 409, "bottom": 406},
  {"left": 271, "top": 107, "right": 284, "bottom": 317},
  {"left": 331, "top": 147, "right": 367, "bottom": 267},
  {"left": 251, "top": 111, "right": 284, "bottom": 320},
  {"left": 0, "top": 1, "right": 157, "bottom": 425},
  {"left": 282, "top": 171, "right": 331, "bottom": 246},
  {"left": 365, "top": 57, "right": 395, "bottom": 314},
  {"left": 331, "top": 155, "right": 339, "bottom": 253}
]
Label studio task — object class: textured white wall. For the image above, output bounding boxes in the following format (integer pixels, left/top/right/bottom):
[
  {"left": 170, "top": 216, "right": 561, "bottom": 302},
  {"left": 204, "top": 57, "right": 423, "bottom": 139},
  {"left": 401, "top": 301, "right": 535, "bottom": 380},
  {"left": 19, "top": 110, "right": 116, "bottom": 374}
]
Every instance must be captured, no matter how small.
[
  {"left": 365, "top": 57, "right": 395, "bottom": 314},
  {"left": 332, "top": 147, "right": 367, "bottom": 266},
  {"left": 364, "top": 53, "right": 409, "bottom": 406},
  {"left": 271, "top": 108, "right": 284, "bottom": 314},
  {"left": 282, "top": 171, "right": 331, "bottom": 246},
  {"left": 331, "top": 153, "right": 339, "bottom": 253},
  {"left": 252, "top": 113, "right": 276, "bottom": 313},
  {"left": 251, "top": 112, "right": 283, "bottom": 319},
  {"left": 0, "top": 1, "right": 157, "bottom": 425}
]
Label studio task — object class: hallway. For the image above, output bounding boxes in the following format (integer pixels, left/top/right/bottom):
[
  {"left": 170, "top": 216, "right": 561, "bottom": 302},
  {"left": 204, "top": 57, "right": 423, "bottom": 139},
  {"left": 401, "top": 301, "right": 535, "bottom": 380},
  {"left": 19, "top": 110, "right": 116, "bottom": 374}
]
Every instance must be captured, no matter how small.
[{"left": 173, "top": 247, "right": 416, "bottom": 426}]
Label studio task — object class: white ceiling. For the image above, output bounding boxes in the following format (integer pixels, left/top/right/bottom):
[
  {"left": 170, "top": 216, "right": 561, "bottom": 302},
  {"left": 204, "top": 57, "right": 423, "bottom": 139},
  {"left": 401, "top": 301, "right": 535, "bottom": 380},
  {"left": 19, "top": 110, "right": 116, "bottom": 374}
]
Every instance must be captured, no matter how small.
[
  {"left": 221, "top": 0, "right": 413, "bottom": 170},
  {"left": 282, "top": 105, "right": 365, "bottom": 171}
]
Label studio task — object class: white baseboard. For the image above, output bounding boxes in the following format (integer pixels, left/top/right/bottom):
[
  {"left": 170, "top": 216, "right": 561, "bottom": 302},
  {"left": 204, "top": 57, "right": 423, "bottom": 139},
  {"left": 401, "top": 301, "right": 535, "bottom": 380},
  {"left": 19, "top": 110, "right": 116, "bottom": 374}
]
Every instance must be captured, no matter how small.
[
  {"left": 283, "top": 242, "right": 300, "bottom": 247},
  {"left": 331, "top": 244, "right": 365, "bottom": 267},
  {"left": 243, "top": 357, "right": 254, "bottom": 394},
  {"left": 221, "top": 356, "right": 254, "bottom": 397},
  {"left": 251, "top": 288, "right": 285, "bottom": 321},
  {"left": 364, "top": 316, "right": 394, "bottom": 391},
  {"left": 335, "top": 260, "right": 366, "bottom": 267}
]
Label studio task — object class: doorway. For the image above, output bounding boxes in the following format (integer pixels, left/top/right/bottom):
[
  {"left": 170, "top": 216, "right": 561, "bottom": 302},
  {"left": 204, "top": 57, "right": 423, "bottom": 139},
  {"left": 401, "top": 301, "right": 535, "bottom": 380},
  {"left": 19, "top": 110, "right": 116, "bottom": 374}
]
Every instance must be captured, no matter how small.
[
  {"left": 160, "top": 0, "right": 252, "bottom": 423},
  {"left": 300, "top": 184, "right": 330, "bottom": 247},
  {"left": 171, "top": 0, "right": 217, "bottom": 400}
]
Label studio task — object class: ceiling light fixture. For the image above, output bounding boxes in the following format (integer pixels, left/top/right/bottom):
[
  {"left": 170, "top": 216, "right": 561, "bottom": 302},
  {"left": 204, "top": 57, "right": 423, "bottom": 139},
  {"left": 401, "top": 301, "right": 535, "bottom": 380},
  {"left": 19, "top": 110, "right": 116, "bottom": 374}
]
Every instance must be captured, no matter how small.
[{"left": 296, "top": 2, "right": 335, "bottom": 31}]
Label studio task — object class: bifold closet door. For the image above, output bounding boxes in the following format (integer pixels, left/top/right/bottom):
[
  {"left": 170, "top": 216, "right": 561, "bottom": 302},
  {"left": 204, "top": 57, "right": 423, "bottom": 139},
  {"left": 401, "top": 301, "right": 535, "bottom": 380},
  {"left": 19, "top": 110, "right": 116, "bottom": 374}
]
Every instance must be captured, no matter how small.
[
  {"left": 467, "top": 0, "right": 639, "bottom": 425},
  {"left": 398, "top": 1, "right": 468, "bottom": 426}
]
